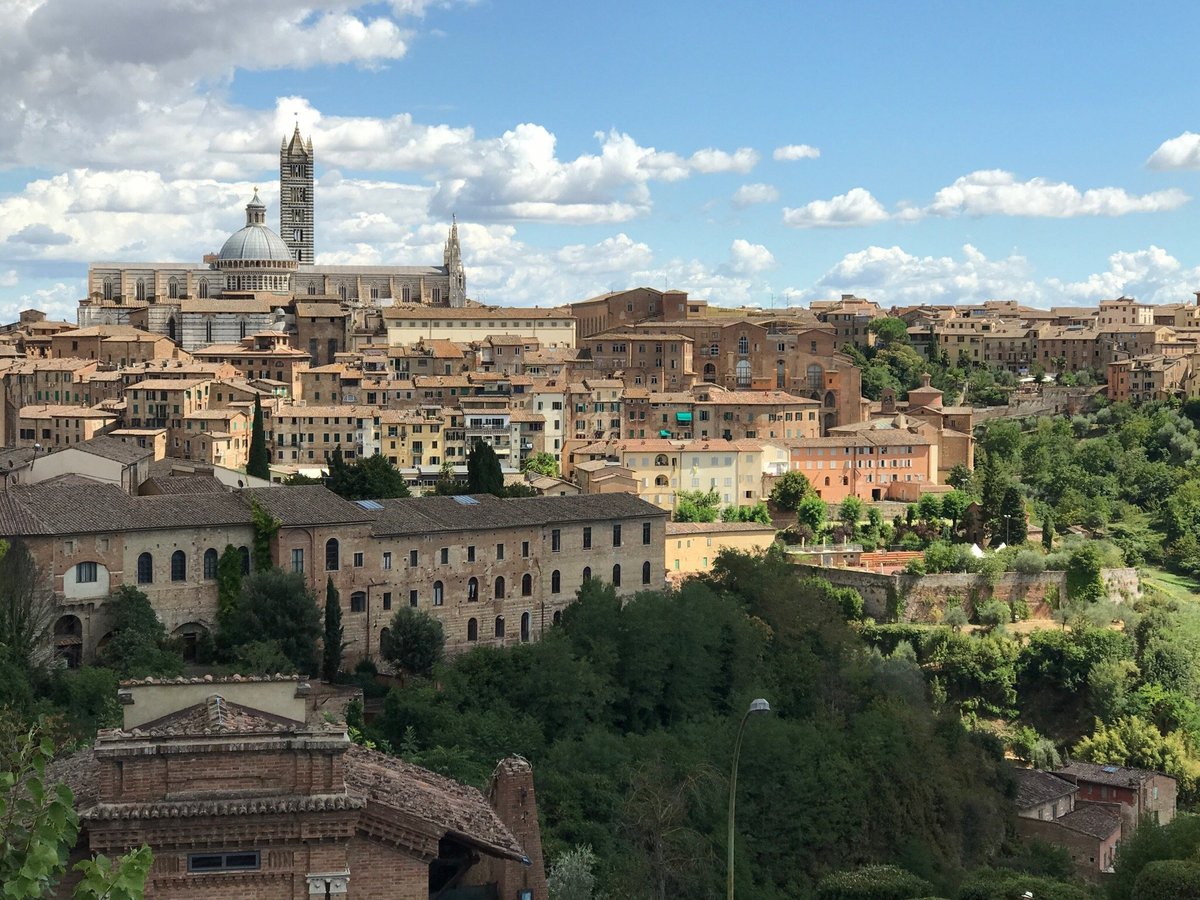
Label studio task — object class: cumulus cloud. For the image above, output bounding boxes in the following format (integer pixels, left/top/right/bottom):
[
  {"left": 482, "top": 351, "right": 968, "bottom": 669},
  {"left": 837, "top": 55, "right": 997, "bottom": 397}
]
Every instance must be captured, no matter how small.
[
  {"left": 783, "top": 188, "right": 890, "bottom": 228},
  {"left": 729, "top": 239, "right": 775, "bottom": 274},
  {"left": 925, "top": 169, "right": 1188, "bottom": 218},
  {"left": 773, "top": 144, "right": 821, "bottom": 161},
  {"left": 1046, "top": 245, "right": 1200, "bottom": 304},
  {"left": 801, "top": 244, "right": 1042, "bottom": 305},
  {"left": 1147, "top": 132, "right": 1200, "bottom": 170},
  {"left": 731, "top": 182, "right": 779, "bottom": 207}
]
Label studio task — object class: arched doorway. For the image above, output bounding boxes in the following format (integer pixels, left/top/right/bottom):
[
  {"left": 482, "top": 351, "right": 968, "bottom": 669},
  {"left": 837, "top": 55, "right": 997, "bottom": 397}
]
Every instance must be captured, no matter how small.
[
  {"left": 55, "top": 615, "right": 83, "bottom": 668},
  {"left": 173, "top": 622, "right": 209, "bottom": 663}
]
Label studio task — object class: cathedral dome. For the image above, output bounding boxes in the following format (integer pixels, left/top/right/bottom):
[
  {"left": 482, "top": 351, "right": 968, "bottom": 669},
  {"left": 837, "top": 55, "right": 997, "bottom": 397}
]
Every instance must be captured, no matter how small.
[{"left": 219, "top": 191, "right": 294, "bottom": 263}]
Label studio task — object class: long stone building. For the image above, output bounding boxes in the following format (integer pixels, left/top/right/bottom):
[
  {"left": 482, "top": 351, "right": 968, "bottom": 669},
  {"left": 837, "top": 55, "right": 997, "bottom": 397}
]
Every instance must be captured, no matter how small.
[{"left": 0, "top": 482, "right": 667, "bottom": 667}]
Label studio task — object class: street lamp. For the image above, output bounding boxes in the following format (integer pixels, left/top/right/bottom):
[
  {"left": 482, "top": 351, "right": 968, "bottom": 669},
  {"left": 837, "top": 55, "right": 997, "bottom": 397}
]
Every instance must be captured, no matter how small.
[{"left": 727, "top": 697, "right": 770, "bottom": 900}]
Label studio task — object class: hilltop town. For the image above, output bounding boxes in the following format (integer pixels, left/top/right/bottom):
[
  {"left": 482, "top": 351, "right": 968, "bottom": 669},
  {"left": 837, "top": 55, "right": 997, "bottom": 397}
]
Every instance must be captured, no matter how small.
[{"left": 5, "top": 130, "right": 1200, "bottom": 899}]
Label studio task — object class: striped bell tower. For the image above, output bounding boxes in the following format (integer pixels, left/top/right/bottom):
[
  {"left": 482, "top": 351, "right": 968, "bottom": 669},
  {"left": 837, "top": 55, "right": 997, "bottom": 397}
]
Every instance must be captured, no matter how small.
[{"left": 280, "top": 125, "right": 314, "bottom": 264}]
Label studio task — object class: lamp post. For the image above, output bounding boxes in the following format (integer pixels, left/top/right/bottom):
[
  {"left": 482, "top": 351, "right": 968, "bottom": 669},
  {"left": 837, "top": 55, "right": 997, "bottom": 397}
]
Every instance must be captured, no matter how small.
[{"left": 727, "top": 697, "right": 770, "bottom": 900}]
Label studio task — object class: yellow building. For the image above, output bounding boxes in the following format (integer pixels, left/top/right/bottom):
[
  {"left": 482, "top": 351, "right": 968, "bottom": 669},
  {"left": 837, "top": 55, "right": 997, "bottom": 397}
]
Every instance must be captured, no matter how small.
[{"left": 665, "top": 521, "right": 777, "bottom": 580}]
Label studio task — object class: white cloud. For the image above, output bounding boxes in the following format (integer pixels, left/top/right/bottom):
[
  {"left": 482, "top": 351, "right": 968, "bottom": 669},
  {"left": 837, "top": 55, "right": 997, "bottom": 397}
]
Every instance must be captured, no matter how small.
[
  {"left": 731, "top": 182, "right": 779, "bottom": 207},
  {"left": 783, "top": 188, "right": 890, "bottom": 228},
  {"left": 1046, "top": 245, "right": 1200, "bottom": 304},
  {"left": 729, "top": 239, "right": 775, "bottom": 274},
  {"left": 926, "top": 169, "right": 1188, "bottom": 218},
  {"left": 803, "top": 244, "right": 1041, "bottom": 305},
  {"left": 773, "top": 144, "right": 821, "bottom": 161},
  {"left": 1147, "top": 132, "right": 1200, "bottom": 170},
  {"left": 687, "top": 147, "right": 759, "bottom": 174}
]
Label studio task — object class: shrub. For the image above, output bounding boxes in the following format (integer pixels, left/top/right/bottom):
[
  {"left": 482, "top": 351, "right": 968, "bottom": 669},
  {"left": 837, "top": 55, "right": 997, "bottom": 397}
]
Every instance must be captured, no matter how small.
[
  {"left": 816, "top": 864, "right": 932, "bottom": 900},
  {"left": 1011, "top": 549, "right": 1046, "bottom": 575}
]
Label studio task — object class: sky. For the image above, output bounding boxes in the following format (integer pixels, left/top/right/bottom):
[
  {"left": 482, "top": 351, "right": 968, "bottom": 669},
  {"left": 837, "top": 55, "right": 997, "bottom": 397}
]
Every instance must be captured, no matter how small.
[{"left": 6, "top": 1, "right": 1200, "bottom": 321}]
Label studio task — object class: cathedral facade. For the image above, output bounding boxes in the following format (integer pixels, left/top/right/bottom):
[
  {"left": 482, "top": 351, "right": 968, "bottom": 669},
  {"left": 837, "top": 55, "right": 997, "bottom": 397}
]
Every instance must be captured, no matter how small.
[{"left": 79, "top": 128, "right": 468, "bottom": 347}]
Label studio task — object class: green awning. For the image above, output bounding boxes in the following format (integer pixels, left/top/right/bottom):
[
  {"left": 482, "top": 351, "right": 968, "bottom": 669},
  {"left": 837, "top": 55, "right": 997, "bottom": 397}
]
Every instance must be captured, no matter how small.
[
  {"left": 659, "top": 429, "right": 672, "bottom": 437},
  {"left": 675, "top": 411, "right": 693, "bottom": 422}
]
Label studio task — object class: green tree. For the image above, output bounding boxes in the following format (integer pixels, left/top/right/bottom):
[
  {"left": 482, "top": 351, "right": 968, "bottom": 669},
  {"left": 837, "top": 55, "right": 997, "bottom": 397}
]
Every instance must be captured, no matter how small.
[
  {"left": 1074, "top": 716, "right": 1200, "bottom": 797},
  {"left": 247, "top": 393, "right": 270, "bottom": 480},
  {"left": 916, "top": 493, "right": 942, "bottom": 523},
  {"left": 1, "top": 714, "right": 153, "bottom": 898},
  {"left": 433, "top": 458, "right": 468, "bottom": 496},
  {"left": 215, "top": 544, "right": 244, "bottom": 623},
  {"left": 1132, "top": 860, "right": 1200, "bottom": 900},
  {"left": 217, "top": 568, "right": 322, "bottom": 675},
  {"left": 522, "top": 452, "right": 559, "bottom": 478},
  {"left": 249, "top": 497, "right": 281, "bottom": 571},
  {"left": 796, "top": 494, "right": 827, "bottom": 533},
  {"left": 866, "top": 317, "right": 911, "bottom": 348},
  {"left": 547, "top": 844, "right": 598, "bottom": 900},
  {"left": 999, "top": 485, "right": 1027, "bottom": 544},
  {"left": 381, "top": 607, "right": 445, "bottom": 680},
  {"left": 941, "top": 489, "right": 970, "bottom": 535},
  {"left": 838, "top": 496, "right": 864, "bottom": 537},
  {"left": 1065, "top": 544, "right": 1104, "bottom": 604},
  {"left": 1042, "top": 513, "right": 1055, "bottom": 552},
  {"left": 946, "top": 463, "right": 972, "bottom": 491},
  {"left": 0, "top": 539, "right": 54, "bottom": 675},
  {"left": 325, "top": 450, "right": 411, "bottom": 500},
  {"left": 769, "top": 469, "right": 812, "bottom": 511},
  {"left": 721, "top": 502, "right": 772, "bottom": 525},
  {"left": 96, "top": 585, "right": 184, "bottom": 678},
  {"left": 322, "top": 577, "right": 344, "bottom": 683},
  {"left": 466, "top": 440, "right": 505, "bottom": 496},
  {"left": 674, "top": 489, "right": 721, "bottom": 523}
]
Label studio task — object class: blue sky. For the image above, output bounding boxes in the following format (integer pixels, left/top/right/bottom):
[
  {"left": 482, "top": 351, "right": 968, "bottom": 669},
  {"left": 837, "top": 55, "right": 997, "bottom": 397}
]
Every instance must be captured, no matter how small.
[{"left": 5, "top": 0, "right": 1200, "bottom": 319}]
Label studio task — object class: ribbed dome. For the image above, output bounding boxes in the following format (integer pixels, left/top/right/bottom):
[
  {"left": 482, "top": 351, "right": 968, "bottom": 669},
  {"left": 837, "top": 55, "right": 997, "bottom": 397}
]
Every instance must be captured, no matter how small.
[{"left": 218, "top": 225, "right": 294, "bottom": 263}]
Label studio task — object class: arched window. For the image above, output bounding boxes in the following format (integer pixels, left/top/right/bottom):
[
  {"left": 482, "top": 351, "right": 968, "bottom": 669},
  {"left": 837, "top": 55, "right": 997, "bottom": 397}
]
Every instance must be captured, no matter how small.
[
  {"left": 551, "top": 570, "right": 561, "bottom": 593},
  {"left": 206, "top": 321, "right": 213, "bottom": 343},
  {"left": 494, "top": 616, "right": 505, "bottom": 638},
  {"left": 521, "top": 573, "right": 532, "bottom": 596},
  {"left": 467, "top": 577, "right": 478, "bottom": 602},
  {"left": 102, "top": 278, "right": 113, "bottom": 300},
  {"left": 654, "top": 454, "right": 669, "bottom": 466},
  {"left": 168, "top": 277, "right": 179, "bottom": 299},
  {"left": 239, "top": 546, "right": 250, "bottom": 574},
  {"left": 203, "top": 548, "right": 218, "bottom": 579},
  {"left": 325, "top": 538, "right": 339, "bottom": 571},
  {"left": 824, "top": 391, "right": 836, "bottom": 407},
  {"left": 736, "top": 359, "right": 752, "bottom": 388},
  {"left": 350, "top": 591, "right": 366, "bottom": 612},
  {"left": 136, "top": 278, "right": 146, "bottom": 300},
  {"left": 552, "top": 610, "right": 562, "bottom": 626},
  {"left": 703, "top": 362, "right": 716, "bottom": 382},
  {"left": 379, "top": 627, "right": 391, "bottom": 658},
  {"left": 467, "top": 618, "right": 478, "bottom": 641},
  {"left": 520, "top": 612, "right": 531, "bottom": 642},
  {"left": 612, "top": 564, "right": 621, "bottom": 587},
  {"left": 802, "top": 363, "right": 822, "bottom": 394},
  {"left": 582, "top": 566, "right": 591, "bottom": 583},
  {"left": 167, "top": 316, "right": 176, "bottom": 343},
  {"left": 494, "top": 576, "right": 505, "bottom": 600},
  {"left": 433, "top": 581, "right": 444, "bottom": 606},
  {"left": 239, "top": 320, "right": 247, "bottom": 339},
  {"left": 171, "top": 550, "right": 186, "bottom": 582},
  {"left": 824, "top": 476, "right": 831, "bottom": 487},
  {"left": 338, "top": 284, "right": 348, "bottom": 301},
  {"left": 737, "top": 335, "right": 749, "bottom": 355},
  {"left": 642, "top": 560, "right": 652, "bottom": 585},
  {"left": 307, "top": 283, "right": 317, "bottom": 295},
  {"left": 137, "top": 552, "right": 153, "bottom": 584},
  {"left": 198, "top": 280, "right": 209, "bottom": 299},
  {"left": 654, "top": 474, "right": 669, "bottom": 486}
]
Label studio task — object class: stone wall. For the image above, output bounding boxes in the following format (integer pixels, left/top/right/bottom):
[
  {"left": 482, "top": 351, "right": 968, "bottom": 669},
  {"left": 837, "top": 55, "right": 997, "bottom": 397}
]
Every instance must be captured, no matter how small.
[{"left": 790, "top": 563, "right": 1140, "bottom": 622}]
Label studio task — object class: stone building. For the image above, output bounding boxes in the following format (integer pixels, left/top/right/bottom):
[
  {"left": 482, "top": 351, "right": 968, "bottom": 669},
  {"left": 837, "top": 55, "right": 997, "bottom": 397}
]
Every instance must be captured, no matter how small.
[
  {"left": 280, "top": 125, "right": 315, "bottom": 264},
  {"left": 48, "top": 675, "right": 546, "bottom": 899},
  {"left": 0, "top": 482, "right": 666, "bottom": 666}
]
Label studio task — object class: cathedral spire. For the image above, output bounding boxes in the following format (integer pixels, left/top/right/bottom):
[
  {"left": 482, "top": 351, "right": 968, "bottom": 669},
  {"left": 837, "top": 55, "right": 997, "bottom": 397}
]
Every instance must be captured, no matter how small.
[
  {"left": 280, "top": 127, "right": 314, "bottom": 264},
  {"left": 443, "top": 217, "right": 465, "bottom": 306}
]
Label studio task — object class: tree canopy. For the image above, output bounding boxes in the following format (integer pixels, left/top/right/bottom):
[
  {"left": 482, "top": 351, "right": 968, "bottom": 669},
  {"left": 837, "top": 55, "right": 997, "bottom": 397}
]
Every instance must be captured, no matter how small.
[
  {"left": 216, "top": 568, "right": 322, "bottom": 675},
  {"left": 466, "top": 440, "right": 505, "bottom": 496},
  {"left": 325, "top": 449, "right": 412, "bottom": 501}
]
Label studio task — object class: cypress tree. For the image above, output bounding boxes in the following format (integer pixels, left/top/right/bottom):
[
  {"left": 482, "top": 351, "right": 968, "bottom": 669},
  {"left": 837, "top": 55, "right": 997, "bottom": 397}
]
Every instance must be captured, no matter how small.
[
  {"left": 466, "top": 440, "right": 505, "bottom": 496},
  {"left": 1042, "top": 514, "right": 1055, "bottom": 552},
  {"left": 247, "top": 393, "right": 270, "bottom": 480},
  {"left": 322, "top": 576, "right": 344, "bottom": 682}
]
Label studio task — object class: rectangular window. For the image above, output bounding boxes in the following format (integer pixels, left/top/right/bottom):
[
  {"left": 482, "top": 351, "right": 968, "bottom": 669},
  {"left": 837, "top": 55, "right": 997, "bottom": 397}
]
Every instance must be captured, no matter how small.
[
  {"left": 291, "top": 548, "right": 304, "bottom": 573},
  {"left": 582, "top": 526, "right": 592, "bottom": 550},
  {"left": 187, "top": 852, "right": 260, "bottom": 874},
  {"left": 440, "top": 547, "right": 449, "bottom": 564},
  {"left": 409, "top": 549, "right": 418, "bottom": 567},
  {"left": 350, "top": 592, "right": 366, "bottom": 613},
  {"left": 467, "top": 545, "right": 476, "bottom": 562},
  {"left": 76, "top": 561, "right": 97, "bottom": 583},
  {"left": 551, "top": 529, "right": 561, "bottom": 552},
  {"left": 496, "top": 543, "right": 504, "bottom": 560},
  {"left": 522, "top": 541, "right": 530, "bottom": 558},
  {"left": 353, "top": 552, "right": 364, "bottom": 568},
  {"left": 643, "top": 521, "right": 652, "bottom": 545},
  {"left": 405, "top": 590, "right": 416, "bottom": 608},
  {"left": 382, "top": 551, "right": 392, "bottom": 570},
  {"left": 612, "top": 524, "right": 622, "bottom": 547},
  {"left": 383, "top": 592, "right": 392, "bottom": 610}
]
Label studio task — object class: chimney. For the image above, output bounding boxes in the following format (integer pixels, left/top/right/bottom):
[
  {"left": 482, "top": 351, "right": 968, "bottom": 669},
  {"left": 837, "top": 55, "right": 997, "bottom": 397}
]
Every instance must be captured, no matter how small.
[{"left": 483, "top": 757, "right": 548, "bottom": 899}]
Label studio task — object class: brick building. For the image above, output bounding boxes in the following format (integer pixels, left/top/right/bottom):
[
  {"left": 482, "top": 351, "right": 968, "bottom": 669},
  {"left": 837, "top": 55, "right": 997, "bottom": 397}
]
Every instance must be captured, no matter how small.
[
  {"left": 1013, "top": 768, "right": 1120, "bottom": 879},
  {"left": 49, "top": 676, "right": 546, "bottom": 899},
  {"left": 1, "top": 482, "right": 666, "bottom": 666}
]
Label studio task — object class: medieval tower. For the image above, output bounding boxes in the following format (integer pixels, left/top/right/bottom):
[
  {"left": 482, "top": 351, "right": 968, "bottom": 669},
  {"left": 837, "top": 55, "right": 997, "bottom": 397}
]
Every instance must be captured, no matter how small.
[
  {"left": 444, "top": 216, "right": 466, "bottom": 306},
  {"left": 280, "top": 125, "right": 314, "bottom": 264}
]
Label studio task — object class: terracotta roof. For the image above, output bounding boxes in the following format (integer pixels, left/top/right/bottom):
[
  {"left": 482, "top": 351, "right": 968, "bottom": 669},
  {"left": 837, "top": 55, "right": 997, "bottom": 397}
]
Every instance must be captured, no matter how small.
[
  {"left": 369, "top": 492, "right": 665, "bottom": 537},
  {"left": 666, "top": 521, "right": 776, "bottom": 535},
  {"left": 1056, "top": 804, "right": 1122, "bottom": 840},
  {"left": 65, "top": 434, "right": 153, "bottom": 464},
  {"left": 1014, "top": 768, "right": 1077, "bottom": 809},
  {"left": 246, "top": 485, "right": 377, "bottom": 526},
  {"left": 139, "top": 475, "right": 228, "bottom": 496},
  {"left": 83, "top": 793, "right": 363, "bottom": 822},
  {"left": 1058, "top": 760, "right": 1170, "bottom": 787},
  {"left": 344, "top": 744, "right": 525, "bottom": 862}
]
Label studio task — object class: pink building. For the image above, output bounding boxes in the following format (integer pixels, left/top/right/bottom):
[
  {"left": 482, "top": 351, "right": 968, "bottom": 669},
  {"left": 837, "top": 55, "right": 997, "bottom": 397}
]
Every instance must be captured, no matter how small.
[{"left": 787, "top": 431, "right": 938, "bottom": 502}]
